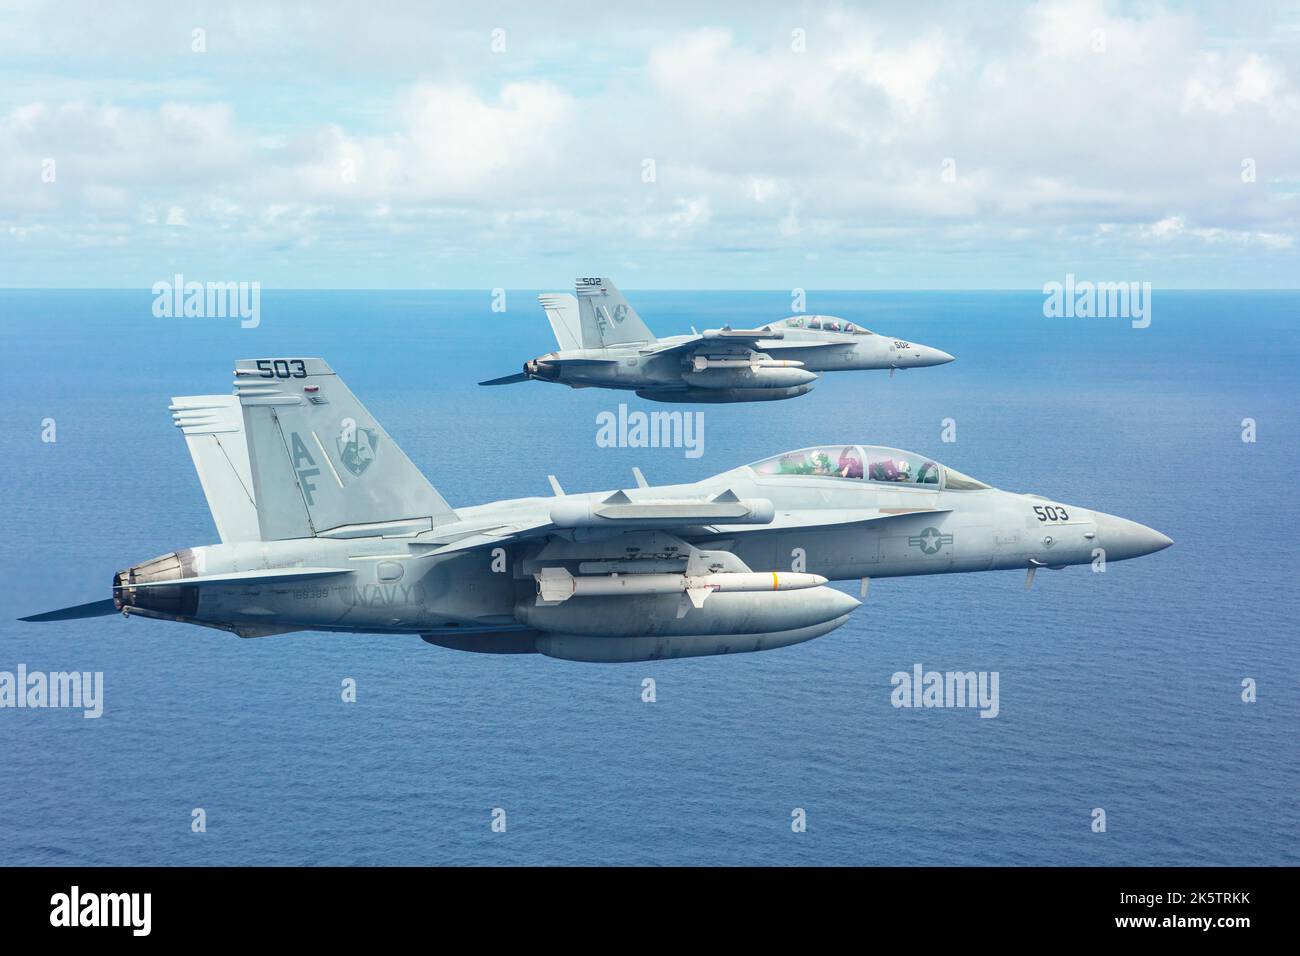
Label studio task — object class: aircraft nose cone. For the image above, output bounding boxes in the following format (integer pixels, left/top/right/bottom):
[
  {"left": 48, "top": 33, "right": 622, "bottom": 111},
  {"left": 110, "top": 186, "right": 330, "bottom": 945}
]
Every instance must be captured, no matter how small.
[
  {"left": 1094, "top": 512, "right": 1173, "bottom": 561},
  {"left": 909, "top": 344, "right": 954, "bottom": 366}
]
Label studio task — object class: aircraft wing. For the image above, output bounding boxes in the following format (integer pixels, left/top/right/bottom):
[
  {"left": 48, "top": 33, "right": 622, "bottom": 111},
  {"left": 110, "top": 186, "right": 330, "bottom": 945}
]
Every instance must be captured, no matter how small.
[
  {"left": 418, "top": 492, "right": 950, "bottom": 557},
  {"left": 642, "top": 332, "right": 772, "bottom": 359},
  {"left": 713, "top": 507, "right": 951, "bottom": 534},
  {"left": 643, "top": 329, "right": 857, "bottom": 360},
  {"left": 414, "top": 521, "right": 557, "bottom": 556},
  {"left": 750, "top": 338, "right": 857, "bottom": 351}
]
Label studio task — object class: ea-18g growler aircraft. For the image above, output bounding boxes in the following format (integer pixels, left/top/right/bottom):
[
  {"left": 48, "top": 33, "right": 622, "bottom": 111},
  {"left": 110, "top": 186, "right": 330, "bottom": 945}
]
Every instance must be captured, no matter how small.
[
  {"left": 480, "top": 278, "right": 954, "bottom": 403},
  {"left": 21, "top": 359, "right": 1171, "bottom": 663}
]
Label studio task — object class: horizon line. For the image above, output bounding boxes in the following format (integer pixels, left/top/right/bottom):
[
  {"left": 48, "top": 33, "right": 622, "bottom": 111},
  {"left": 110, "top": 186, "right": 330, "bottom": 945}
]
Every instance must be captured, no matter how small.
[{"left": 2, "top": 286, "right": 1298, "bottom": 293}]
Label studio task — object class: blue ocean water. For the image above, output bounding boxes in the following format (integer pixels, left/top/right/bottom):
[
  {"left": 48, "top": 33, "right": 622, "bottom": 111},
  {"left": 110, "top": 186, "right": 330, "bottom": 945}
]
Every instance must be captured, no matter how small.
[{"left": 0, "top": 288, "right": 1295, "bottom": 866}]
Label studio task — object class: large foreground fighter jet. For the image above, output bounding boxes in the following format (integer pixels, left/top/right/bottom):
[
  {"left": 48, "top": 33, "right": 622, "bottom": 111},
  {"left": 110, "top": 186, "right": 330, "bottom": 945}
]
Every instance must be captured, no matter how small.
[
  {"left": 22, "top": 359, "right": 1170, "bottom": 662},
  {"left": 480, "top": 278, "right": 954, "bottom": 403}
]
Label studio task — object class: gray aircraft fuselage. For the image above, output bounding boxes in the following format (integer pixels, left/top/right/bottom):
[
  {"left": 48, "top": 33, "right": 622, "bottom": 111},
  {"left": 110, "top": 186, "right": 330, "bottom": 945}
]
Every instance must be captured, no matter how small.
[
  {"left": 110, "top": 446, "right": 1170, "bottom": 658},
  {"left": 526, "top": 329, "right": 954, "bottom": 403},
  {"left": 482, "top": 279, "right": 954, "bottom": 403},
  {"left": 24, "top": 358, "right": 1168, "bottom": 664}
]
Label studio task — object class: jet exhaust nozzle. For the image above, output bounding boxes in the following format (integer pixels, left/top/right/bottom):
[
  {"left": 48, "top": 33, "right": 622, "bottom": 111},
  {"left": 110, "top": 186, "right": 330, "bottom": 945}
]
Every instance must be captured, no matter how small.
[
  {"left": 113, "top": 550, "right": 199, "bottom": 619},
  {"left": 525, "top": 358, "right": 560, "bottom": 381}
]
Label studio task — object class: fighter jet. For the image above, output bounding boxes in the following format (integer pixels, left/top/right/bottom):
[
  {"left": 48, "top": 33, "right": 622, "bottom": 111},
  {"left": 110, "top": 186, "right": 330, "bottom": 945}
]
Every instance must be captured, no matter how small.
[
  {"left": 480, "top": 278, "right": 954, "bottom": 403},
  {"left": 21, "top": 358, "right": 1171, "bottom": 663}
]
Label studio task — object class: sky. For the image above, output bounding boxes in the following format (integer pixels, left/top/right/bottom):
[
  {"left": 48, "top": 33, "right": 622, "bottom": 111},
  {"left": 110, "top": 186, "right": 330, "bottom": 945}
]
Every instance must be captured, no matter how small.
[{"left": 1, "top": 0, "right": 1298, "bottom": 289}]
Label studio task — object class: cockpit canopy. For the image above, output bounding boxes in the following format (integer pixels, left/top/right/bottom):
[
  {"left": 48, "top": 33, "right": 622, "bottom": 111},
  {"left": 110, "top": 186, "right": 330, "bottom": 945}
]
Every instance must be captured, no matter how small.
[
  {"left": 779, "top": 315, "right": 873, "bottom": 334},
  {"left": 748, "top": 446, "right": 992, "bottom": 490}
]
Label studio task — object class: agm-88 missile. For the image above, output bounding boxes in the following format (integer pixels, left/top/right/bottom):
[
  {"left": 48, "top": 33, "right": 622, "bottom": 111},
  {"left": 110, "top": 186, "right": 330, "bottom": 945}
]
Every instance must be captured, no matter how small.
[
  {"left": 534, "top": 565, "right": 827, "bottom": 609},
  {"left": 689, "top": 356, "right": 804, "bottom": 371}
]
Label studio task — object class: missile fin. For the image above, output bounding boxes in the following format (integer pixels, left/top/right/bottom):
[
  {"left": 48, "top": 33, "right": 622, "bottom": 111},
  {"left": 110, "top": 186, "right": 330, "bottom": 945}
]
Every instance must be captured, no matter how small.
[
  {"left": 684, "top": 546, "right": 709, "bottom": 578},
  {"left": 536, "top": 566, "right": 575, "bottom": 605},
  {"left": 686, "top": 587, "right": 711, "bottom": 609}
]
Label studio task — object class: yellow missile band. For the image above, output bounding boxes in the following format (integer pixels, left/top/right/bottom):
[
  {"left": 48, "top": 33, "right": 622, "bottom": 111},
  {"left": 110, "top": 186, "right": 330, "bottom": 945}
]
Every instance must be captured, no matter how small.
[{"left": 772, "top": 572, "right": 779, "bottom": 590}]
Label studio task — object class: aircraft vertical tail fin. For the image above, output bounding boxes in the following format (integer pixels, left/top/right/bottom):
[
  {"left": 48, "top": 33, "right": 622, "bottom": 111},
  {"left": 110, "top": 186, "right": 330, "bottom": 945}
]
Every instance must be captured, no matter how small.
[
  {"left": 234, "top": 359, "right": 456, "bottom": 541},
  {"left": 170, "top": 395, "right": 260, "bottom": 542},
  {"left": 539, "top": 293, "right": 582, "bottom": 351},
  {"left": 574, "top": 278, "right": 655, "bottom": 348}
]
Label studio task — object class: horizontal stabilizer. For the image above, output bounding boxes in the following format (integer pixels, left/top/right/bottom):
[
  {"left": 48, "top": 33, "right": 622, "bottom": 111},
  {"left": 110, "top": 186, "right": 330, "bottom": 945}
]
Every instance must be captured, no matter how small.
[
  {"left": 19, "top": 598, "right": 118, "bottom": 623},
  {"left": 479, "top": 371, "right": 530, "bottom": 386}
]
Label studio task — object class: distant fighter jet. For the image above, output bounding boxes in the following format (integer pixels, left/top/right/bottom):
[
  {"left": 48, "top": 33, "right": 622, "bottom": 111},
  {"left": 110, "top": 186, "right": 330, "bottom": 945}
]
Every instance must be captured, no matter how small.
[
  {"left": 480, "top": 278, "right": 954, "bottom": 403},
  {"left": 21, "top": 358, "right": 1171, "bottom": 663}
]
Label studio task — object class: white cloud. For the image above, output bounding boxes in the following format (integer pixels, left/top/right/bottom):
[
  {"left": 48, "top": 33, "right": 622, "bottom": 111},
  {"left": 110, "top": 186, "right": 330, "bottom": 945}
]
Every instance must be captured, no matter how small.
[
  {"left": 1184, "top": 52, "right": 1296, "bottom": 116},
  {"left": 286, "top": 81, "right": 578, "bottom": 203},
  {"left": 1149, "top": 216, "right": 1186, "bottom": 238},
  {"left": 0, "top": 0, "right": 1296, "bottom": 286}
]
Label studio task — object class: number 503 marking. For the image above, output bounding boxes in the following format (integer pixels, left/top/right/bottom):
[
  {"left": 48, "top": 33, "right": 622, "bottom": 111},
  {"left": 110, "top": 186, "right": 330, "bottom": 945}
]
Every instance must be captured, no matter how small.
[{"left": 256, "top": 359, "right": 307, "bottom": 379}]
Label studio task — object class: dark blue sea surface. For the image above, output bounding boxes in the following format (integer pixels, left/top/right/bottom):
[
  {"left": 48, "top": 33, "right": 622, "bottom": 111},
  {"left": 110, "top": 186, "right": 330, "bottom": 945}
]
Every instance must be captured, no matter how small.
[{"left": 0, "top": 289, "right": 1295, "bottom": 866}]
